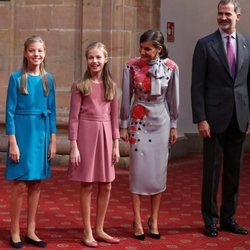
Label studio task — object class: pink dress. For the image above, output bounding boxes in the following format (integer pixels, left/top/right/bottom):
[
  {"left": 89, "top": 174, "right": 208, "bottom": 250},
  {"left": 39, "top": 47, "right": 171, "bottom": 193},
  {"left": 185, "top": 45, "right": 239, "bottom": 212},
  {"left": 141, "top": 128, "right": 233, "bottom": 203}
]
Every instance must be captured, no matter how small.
[{"left": 68, "top": 82, "right": 120, "bottom": 182}]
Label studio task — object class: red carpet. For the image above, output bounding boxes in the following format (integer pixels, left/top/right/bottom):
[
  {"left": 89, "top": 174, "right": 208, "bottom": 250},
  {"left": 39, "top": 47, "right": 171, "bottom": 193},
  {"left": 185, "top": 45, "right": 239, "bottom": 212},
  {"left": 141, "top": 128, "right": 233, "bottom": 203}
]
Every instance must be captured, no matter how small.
[{"left": 0, "top": 153, "right": 250, "bottom": 249}]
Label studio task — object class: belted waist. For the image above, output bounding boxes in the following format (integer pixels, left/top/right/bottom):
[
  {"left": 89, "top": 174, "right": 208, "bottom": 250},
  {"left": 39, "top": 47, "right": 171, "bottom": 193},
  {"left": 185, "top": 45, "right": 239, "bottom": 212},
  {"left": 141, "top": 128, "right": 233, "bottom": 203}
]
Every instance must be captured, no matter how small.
[
  {"left": 15, "top": 109, "right": 51, "bottom": 117},
  {"left": 79, "top": 113, "right": 110, "bottom": 122}
]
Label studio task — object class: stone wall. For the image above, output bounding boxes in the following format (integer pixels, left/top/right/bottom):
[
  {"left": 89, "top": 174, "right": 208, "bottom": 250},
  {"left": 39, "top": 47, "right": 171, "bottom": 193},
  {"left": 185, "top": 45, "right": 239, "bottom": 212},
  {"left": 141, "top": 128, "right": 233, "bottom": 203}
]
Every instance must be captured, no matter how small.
[{"left": 0, "top": 0, "right": 160, "bottom": 165}]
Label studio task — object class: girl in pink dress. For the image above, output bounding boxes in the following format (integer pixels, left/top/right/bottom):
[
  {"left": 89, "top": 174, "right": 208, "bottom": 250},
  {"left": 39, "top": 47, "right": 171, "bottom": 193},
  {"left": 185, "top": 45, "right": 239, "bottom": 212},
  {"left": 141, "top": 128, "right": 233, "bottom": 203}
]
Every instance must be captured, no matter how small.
[{"left": 68, "top": 42, "right": 120, "bottom": 248}]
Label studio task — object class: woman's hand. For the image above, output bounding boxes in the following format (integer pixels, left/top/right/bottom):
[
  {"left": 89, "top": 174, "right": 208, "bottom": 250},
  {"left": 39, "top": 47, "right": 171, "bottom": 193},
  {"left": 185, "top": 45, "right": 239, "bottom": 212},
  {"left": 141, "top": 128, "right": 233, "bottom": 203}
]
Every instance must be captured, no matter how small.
[
  {"left": 48, "top": 134, "right": 56, "bottom": 160},
  {"left": 70, "top": 140, "right": 81, "bottom": 167},
  {"left": 112, "top": 139, "right": 120, "bottom": 164},
  {"left": 169, "top": 128, "right": 178, "bottom": 145},
  {"left": 9, "top": 135, "right": 20, "bottom": 163},
  {"left": 120, "top": 128, "right": 129, "bottom": 142}
]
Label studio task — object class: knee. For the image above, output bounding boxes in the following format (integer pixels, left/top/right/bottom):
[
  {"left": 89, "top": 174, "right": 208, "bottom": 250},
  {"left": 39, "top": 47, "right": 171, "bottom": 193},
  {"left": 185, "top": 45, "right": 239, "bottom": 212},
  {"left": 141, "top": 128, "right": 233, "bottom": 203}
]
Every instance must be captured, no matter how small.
[
  {"left": 99, "top": 183, "right": 112, "bottom": 194},
  {"left": 81, "top": 183, "right": 94, "bottom": 195},
  {"left": 13, "top": 182, "right": 27, "bottom": 196},
  {"left": 28, "top": 181, "right": 41, "bottom": 193}
]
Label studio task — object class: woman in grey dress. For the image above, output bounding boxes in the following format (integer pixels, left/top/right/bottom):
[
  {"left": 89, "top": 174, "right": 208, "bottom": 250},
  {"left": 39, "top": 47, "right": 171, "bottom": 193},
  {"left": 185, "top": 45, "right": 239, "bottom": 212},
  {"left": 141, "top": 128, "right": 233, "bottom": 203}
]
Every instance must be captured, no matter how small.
[{"left": 120, "top": 30, "right": 179, "bottom": 240}]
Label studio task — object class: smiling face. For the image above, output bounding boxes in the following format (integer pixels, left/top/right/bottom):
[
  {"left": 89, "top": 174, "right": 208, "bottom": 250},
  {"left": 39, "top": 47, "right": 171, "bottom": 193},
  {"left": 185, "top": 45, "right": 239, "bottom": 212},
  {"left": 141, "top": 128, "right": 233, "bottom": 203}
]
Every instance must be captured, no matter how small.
[
  {"left": 217, "top": 2, "right": 240, "bottom": 34},
  {"left": 139, "top": 40, "right": 162, "bottom": 62},
  {"left": 86, "top": 48, "right": 108, "bottom": 76},
  {"left": 24, "top": 41, "right": 46, "bottom": 69}
]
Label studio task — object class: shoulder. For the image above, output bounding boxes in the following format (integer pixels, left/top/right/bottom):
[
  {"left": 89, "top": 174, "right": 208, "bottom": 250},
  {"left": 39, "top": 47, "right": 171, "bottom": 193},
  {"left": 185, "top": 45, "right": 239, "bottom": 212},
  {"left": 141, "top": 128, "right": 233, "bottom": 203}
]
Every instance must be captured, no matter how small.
[
  {"left": 71, "top": 81, "right": 81, "bottom": 93},
  {"left": 8, "top": 69, "right": 22, "bottom": 87},
  {"left": 45, "top": 72, "right": 56, "bottom": 90},
  {"left": 126, "top": 57, "right": 140, "bottom": 66},
  {"left": 237, "top": 33, "right": 250, "bottom": 54},
  {"left": 45, "top": 71, "right": 53, "bottom": 77},
  {"left": 245, "top": 35, "right": 250, "bottom": 52},
  {"left": 237, "top": 32, "right": 250, "bottom": 44},
  {"left": 196, "top": 30, "right": 220, "bottom": 47},
  {"left": 45, "top": 71, "right": 55, "bottom": 82},
  {"left": 164, "top": 58, "right": 178, "bottom": 71},
  {"left": 126, "top": 57, "right": 147, "bottom": 69},
  {"left": 10, "top": 69, "right": 22, "bottom": 80},
  {"left": 71, "top": 81, "right": 78, "bottom": 89}
]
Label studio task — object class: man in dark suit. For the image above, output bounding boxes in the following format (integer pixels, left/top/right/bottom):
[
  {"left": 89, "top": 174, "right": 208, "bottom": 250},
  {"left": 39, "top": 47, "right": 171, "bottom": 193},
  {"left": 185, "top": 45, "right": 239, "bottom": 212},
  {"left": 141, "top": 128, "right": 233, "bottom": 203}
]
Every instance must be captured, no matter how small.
[{"left": 191, "top": 0, "right": 250, "bottom": 237}]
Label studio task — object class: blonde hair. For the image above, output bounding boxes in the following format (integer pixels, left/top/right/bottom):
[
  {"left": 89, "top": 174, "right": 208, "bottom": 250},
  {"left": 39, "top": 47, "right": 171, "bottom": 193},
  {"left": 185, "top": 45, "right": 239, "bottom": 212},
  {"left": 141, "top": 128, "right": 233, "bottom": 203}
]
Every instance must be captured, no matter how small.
[
  {"left": 20, "top": 35, "right": 49, "bottom": 96},
  {"left": 77, "top": 42, "right": 116, "bottom": 101}
]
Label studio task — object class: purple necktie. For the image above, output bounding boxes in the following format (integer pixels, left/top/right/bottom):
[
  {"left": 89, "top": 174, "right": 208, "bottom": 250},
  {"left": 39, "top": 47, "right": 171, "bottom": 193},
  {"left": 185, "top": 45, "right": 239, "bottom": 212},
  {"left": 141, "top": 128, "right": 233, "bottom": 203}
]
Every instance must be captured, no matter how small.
[{"left": 227, "top": 35, "right": 236, "bottom": 78}]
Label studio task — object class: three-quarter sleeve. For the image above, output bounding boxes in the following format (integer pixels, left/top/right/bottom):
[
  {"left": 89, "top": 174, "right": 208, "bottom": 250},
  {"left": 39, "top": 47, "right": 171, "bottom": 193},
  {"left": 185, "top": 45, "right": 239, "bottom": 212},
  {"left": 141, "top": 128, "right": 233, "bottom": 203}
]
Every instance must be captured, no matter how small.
[
  {"left": 120, "top": 65, "right": 133, "bottom": 128},
  {"left": 47, "top": 74, "right": 57, "bottom": 134},
  {"left": 110, "top": 95, "right": 120, "bottom": 139},
  {"left": 68, "top": 83, "right": 82, "bottom": 140},
  {"left": 5, "top": 74, "right": 18, "bottom": 135},
  {"left": 166, "top": 65, "right": 180, "bottom": 128}
]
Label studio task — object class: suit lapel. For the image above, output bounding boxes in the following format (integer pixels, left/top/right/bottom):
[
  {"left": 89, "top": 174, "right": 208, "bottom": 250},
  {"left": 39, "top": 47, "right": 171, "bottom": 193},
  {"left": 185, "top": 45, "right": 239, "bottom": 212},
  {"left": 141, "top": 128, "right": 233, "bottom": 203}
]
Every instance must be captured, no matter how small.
[
  {"left": 236, "top": 32, "right": 247, "bottom": 77},
  {"left": 211, "top": 30, "right": 248, "bottom": 82},
  {"left": 211, "top": 30, "right": 231, "bottom": 77}
]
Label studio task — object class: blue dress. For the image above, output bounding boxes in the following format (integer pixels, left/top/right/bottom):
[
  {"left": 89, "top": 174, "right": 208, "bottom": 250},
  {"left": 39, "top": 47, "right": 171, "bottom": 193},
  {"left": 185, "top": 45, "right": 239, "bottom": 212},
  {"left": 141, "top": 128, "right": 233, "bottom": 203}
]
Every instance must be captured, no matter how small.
[{"left": 5, "top": 69, "right": 56, "bottom": 180}]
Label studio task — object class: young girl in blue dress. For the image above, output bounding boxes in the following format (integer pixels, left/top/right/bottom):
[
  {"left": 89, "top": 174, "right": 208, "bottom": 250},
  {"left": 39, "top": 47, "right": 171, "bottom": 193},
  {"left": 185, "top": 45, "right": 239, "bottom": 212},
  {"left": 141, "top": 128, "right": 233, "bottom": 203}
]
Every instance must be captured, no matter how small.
[{"left": 5, "top": 35, "right": 56, "bottom": 248}]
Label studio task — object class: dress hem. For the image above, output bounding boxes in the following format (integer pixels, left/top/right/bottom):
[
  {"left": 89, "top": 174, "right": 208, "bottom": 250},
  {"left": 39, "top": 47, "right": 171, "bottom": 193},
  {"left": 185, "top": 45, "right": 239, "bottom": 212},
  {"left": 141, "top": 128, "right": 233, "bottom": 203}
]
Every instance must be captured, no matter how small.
[
  {"left": 130, "top": 187, "right": 166, "bottom": 196},
  {"left": 68, "top": 177, "right": 115, "bottom": 183},
  {"left": 5, "top": 176, "right": 51, "bottom": 181}
]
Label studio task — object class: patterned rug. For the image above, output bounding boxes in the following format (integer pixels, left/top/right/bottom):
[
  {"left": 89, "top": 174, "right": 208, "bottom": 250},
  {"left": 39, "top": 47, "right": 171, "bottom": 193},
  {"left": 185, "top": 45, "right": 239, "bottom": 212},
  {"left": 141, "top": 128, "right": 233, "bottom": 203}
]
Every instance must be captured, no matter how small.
[{"left": 0, "top": 153, "right": 250, "bottom": 249}]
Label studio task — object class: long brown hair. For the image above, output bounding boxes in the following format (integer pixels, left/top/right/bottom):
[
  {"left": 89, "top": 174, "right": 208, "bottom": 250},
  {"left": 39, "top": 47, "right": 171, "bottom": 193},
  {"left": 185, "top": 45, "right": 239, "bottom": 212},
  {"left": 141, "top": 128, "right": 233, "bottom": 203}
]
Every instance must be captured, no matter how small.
[
  {"left": 20, "top": 35, "right": 49, "bottom": 96},
  {"left": 77, "top": 42, "right": 116, "bottom": 101}
]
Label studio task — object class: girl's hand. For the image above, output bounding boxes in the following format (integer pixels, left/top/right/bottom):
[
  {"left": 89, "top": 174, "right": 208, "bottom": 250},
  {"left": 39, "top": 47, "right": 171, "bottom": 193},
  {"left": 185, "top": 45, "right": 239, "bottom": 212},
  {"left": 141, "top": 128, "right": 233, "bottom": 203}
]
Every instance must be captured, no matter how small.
[
  {"left": 120, "top": 128, "right": 129, "bottom": 142},
  {"left": 48, "top": 141, "right": 56, "bottom": 160},
  {"left": 48, "top": 134, "right": 56, "bottom": 160},
  {"left": 70, "top": 142, "right": 81, "bottom": 167},
  {"left": 169, "top": 128, "right": 178, "bottom": 145},
  {"left": 112, "top": 139, "right": 120, "bottom": 164},
  {"left": 9, "top": 140, "right": 20, "bottom": 163}
]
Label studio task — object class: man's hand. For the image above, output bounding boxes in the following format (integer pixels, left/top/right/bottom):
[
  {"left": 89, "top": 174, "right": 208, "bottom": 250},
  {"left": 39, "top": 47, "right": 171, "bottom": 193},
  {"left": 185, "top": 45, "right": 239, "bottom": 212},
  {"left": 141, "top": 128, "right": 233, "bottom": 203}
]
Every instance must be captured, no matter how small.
[{"left": 198, "top": 120, "right": 211, "bottom": 138}]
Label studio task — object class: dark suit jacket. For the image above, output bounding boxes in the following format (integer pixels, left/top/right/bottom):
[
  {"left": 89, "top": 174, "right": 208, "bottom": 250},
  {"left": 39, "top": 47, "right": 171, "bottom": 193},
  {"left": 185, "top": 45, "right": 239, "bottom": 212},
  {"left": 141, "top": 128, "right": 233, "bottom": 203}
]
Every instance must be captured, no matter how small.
[{"left": 191, "top": 29, "right": 250, "bottom": 133}]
